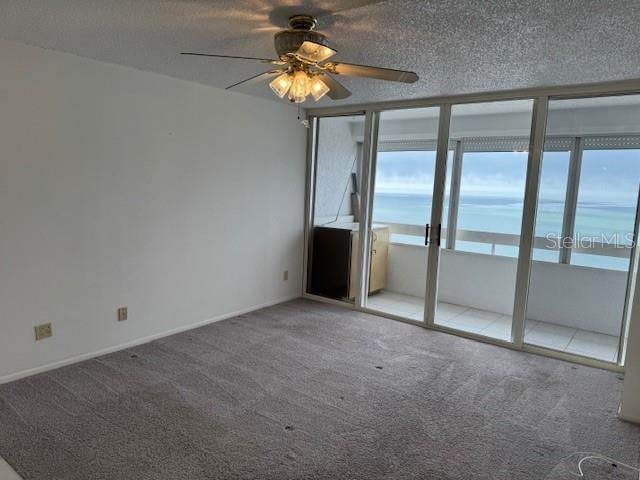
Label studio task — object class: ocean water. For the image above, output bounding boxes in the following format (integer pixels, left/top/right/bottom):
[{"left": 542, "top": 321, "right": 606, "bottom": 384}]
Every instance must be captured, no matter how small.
[{"left": 372, "top": 192, "right": 635, "bottom": 270}]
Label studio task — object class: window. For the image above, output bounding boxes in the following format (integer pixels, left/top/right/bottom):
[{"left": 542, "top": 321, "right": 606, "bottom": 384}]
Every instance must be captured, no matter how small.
[
  {"left": 373, "top": 150, "right": 436, "bottom": 224},
  {"left": 372, "top": 148, "right": 453, "bottom": 245},
  {"left": 454, "top": 150, "right": 528, "bottom": 257},
  {"left": 371, "top": 136, "right": 640, "bottom": 268},
  {"left": 571, "top": 148, "right": 640, "bottom": 270},
  {"left": 524, "top": 95, "right": 640, "bottom": 363}
]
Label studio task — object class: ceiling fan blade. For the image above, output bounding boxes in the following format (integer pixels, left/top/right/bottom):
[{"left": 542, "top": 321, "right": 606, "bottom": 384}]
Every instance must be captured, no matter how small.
[
  {"left": 324, "top": 62, "right": 419, "bottom": 83},
  {"left": 226, "top": 70, "right": 285, "bottom": 90},
  {"left": 181, "top": 52, "right": 284, "bottom": 65},
  {"left": 295, "top": 41, "right": 337, "bottom": 64},
  {"left": 316, "top": 73, "right": 351, "bottom": 100}
]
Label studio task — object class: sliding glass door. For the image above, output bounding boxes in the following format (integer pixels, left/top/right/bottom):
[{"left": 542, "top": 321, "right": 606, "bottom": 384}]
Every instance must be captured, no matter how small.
[
  {"left": 306, "top": 114, "right": 365, "bottom": 303},
  {"left": 432, "top": 100, "right": 534, "bottom": 341},
  {"left": 363, "top": 107, "right": 442, "bottom": 322},
  {"left": 524, "top": 95, "right": 640, "bottom": 363},
  {"left": 305, "top": 90, "right": 640, "bottom": 368}
]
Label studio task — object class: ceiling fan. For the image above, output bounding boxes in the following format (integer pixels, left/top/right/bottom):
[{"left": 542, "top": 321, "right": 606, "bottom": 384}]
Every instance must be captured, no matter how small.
[{"left": 181, "top": 14, "right": 419, "bottom": 103}]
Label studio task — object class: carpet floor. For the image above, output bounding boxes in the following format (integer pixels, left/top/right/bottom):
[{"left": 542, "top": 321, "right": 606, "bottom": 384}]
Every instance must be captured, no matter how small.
[{"left": 0, "top": 299, "right": 639, "bottom": 479}]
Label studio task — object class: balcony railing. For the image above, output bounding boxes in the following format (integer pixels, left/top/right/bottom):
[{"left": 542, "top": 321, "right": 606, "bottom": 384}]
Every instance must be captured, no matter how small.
[{"left": 383, "top": 222, "right": 632, "bottom": 259}]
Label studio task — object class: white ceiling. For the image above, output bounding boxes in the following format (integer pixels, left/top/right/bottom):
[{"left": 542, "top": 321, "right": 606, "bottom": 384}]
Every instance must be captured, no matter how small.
[{"left": 2, "top": 0, "right": 640, "bottom": 107}]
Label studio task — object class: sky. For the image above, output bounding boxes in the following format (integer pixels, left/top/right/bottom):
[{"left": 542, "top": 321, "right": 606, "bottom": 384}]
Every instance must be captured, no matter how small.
[{"left": 374, "top": 149, "right": 640, "bottom": 206}]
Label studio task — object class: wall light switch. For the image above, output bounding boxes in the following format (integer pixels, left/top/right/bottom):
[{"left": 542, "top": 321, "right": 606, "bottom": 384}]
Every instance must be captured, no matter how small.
[
  {"left": 283, "top": 270, "right": 289, "bottom": 281},
  {"left": 117, "top": 307, "right": 128, "bottom": 322},
  {"left": 34, "top": 323, "right": 52, "bottom": 341}
]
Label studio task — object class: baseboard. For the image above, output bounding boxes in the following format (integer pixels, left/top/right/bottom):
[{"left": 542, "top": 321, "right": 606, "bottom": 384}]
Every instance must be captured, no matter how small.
[{"left": 0, "top": 295, "right": 300, "bottom": 385}]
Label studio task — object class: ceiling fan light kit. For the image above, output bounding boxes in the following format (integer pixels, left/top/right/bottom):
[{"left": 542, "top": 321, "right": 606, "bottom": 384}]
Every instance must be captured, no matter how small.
[
  {"left": 269, "top": 71, "right": 330, "bottom": 103},
  {"left": 182, "top": 14, "right": 419, "bottom": 103}
]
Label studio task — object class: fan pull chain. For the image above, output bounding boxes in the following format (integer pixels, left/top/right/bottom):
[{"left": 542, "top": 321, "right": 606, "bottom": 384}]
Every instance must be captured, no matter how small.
[{"left": 298, "top": 102, "right": 310, "bottom": 128}]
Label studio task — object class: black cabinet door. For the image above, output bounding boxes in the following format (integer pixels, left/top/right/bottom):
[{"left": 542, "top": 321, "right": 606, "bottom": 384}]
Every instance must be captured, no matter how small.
[{"left": 308, "top": 227, "right": 352, "bottom": 299}]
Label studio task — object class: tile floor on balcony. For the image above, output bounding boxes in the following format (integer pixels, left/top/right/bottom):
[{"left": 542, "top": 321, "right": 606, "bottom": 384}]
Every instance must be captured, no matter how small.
[{"left": 365, "top": 291, "right": 620, "bottom": 363}]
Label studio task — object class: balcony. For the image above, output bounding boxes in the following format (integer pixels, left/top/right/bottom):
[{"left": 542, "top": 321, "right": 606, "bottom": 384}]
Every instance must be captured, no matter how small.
[{"left": 365, "top": 222, "right": 629, "bottom": 363}]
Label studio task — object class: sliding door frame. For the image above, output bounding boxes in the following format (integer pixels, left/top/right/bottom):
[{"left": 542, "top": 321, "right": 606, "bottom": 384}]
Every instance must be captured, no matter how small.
[
  {"left": 424, "top": 104, "right": 451, "bottom": 327},
  {"left": 355, "top": 111, "right": 380, "bottom": 308},
  {"left": 512, "top": 97, "right": 548, "bottom": 347},
  {"left": 301, "top": 116, "right": 317, "bottom": 296},
  {"left": 303, "top": 78, "right": 640, "bottom": 373},
  {"left": 619, "top": 187, "right": 640, "bottom": 364}
]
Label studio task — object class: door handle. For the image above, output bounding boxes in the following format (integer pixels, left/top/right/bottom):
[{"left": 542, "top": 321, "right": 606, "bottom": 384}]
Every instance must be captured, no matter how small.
[
  {"left": 425, "top": 224, "right": 430, "bottom": 246},
  {"left": 437, "top": 224, "right": 442, "bottom": 247}
]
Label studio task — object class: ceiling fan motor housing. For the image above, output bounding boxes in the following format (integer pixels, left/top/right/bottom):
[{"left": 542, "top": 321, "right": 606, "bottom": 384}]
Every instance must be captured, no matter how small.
[{"left": 274, "top": 15, "right": 330, "bottom": 60}]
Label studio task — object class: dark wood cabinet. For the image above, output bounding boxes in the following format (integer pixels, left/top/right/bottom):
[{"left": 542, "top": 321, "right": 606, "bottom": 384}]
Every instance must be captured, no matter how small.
[{"left": 308, "top": 223, "right": 389, "bottom": 300}]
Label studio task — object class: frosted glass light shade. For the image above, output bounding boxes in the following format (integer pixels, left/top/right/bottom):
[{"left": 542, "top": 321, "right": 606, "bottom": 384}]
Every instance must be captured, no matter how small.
[
  {"left": 269, "top": 73, "right": 293, "bottom": 98},
  {"left": 288, "top": 70, "right": 311, "bottom": 103},
  {"left": 296, "top": 41, "right": 337, "bottom": 63},
  {"left": 310, "top": 76, "right": 330, "bottom": 101}
]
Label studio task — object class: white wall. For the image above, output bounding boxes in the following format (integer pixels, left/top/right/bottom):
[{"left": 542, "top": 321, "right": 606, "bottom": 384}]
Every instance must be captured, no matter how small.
[
  {"left": 528, "top": 262, "right": 626, "bottom": 335},
  {"left": 313, "top": 116, "right": 360, "bottom": 223},
  {"left": 0, "top": 40, "right": 306, "bottom": 382},
  {"left": 439, "top": 250, "right": 519, "bottom": 316},
  {"left": 385, "top": 245, "right": 517, "bottom": 315},
  {"left": 385, "top": 243, "right": 626, "bottom": 335},
  {"left": 385, "top": 244, "right": 428, "bottom": 298}
]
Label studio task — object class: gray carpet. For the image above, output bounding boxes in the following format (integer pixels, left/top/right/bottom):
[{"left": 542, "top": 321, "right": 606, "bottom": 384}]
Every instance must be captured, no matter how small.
[{"left": 0, "top": 299, "right": 639, "bottom": 480}]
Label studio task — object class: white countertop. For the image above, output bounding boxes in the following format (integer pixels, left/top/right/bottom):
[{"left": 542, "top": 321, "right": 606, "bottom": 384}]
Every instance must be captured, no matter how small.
[{"left": 316, "top": 222, "right": 388, "bottom": 231}]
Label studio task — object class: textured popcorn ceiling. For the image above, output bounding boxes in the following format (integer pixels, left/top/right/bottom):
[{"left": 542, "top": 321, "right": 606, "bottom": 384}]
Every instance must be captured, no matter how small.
[{"left": 2, "top": 0, "right": 640, "bottom": 106}]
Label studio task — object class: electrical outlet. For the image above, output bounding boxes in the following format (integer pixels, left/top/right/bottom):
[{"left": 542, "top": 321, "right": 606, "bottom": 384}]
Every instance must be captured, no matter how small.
[
  {"left": 117, "top": 307, "right": 128, "bottom": 322},
  {"left": 283, "top": 270, "right": 289, "bottom": 281},
  {"left": 34, "top": 323, "right": 52, "bottom": 341}
]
